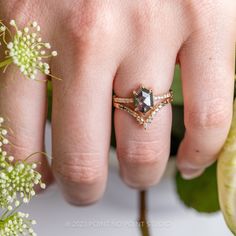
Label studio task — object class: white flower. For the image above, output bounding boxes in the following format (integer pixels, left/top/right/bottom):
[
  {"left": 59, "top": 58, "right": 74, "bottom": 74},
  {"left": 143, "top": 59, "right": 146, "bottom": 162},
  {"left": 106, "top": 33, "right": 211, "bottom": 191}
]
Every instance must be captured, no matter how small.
[
  {"left": 1, "top": 129, "right": 7, "bottom": 135},
  {"left": 8, "top": 156, "right": 14, "bottom": 162},
  {"left": 2, "top": 151, "right": 7, "bottom": 156},
  {"left": 2, "top": 138, "right": 8, "bottom": 144},
  {"left": 31, "top": 163, "right": 37, "bottom": 169},
  {"left": 51, "top": 51, "right": 58, "bottom": 56},
  {"left": 0, "top": 26, "right": 6, "bottom": 32},
  {"left": 0, "top": 20, "right": 60, "bottom": 80},
  {"left": 9, "top": 20, "right": 16, "bottom": 26},
  {"left": 40, "top": 183, "right": 46, "bottom": 189},
  {"left": 0, "top": 116, "right": 45, "bottom": 234},
  {"left": 31, "top": 220, "right": 37, "bottom": 225},
  {"left": 23, "top": 197, "right": 29, "bottom": 203},
  {"left": 0, "top": 212, "right": 37, "bottom": 236},
  {"left": 7, "top": 166, "right": 13, "bottom": 172}
]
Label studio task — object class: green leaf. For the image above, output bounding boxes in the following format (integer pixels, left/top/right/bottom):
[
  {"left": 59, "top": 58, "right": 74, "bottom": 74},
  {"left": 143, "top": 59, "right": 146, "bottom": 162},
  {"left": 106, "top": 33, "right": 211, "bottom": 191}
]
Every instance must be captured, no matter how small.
[
  {"left": 171, "top": 65, "right": 183, "bottom": 106},
  {"left": 170, "top": 106, "right": 185, "bottom": 155},
  {"left": 172, "top": 105, "right": 185, "bottom": 139},
  {"left": 175, "top": 163, "right": 220, "bottom": 213}
]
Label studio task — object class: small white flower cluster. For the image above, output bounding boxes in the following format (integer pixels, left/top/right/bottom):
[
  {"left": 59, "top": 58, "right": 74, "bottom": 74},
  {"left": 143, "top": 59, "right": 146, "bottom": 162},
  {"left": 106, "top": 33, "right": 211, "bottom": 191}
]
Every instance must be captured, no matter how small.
[
  {"left": 0, "top": 159, "right": 46, "bottom": 208},
  {"left": 0, "top": 116, "right": 46, "bottom": 235},
  {"left": 0, "top": 212, "right": 36, "bottom": 236},
  {"left": 0, "top": 116, "right": 8, "bottom": 151},
  {"left": 0, "top": 20, "right": 58, "bottom": 80},
  {"left": 0, "top": 117, "right": 46, "bottom": 208},
  {"left": 0, "top": 21, "right": 8, "bottom": 45}
]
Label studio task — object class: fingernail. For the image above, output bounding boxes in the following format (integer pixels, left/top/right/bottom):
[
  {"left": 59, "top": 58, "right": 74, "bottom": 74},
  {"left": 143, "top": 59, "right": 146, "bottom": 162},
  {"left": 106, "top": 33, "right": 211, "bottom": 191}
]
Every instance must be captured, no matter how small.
[{"left": 180, "top": 168, "right": 205, "bottom": 180}]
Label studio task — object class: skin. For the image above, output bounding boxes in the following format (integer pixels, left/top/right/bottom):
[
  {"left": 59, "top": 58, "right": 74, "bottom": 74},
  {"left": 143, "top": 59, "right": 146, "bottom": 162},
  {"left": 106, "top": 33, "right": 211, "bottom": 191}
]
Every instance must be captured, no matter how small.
[{"left": 0, "top": 0, "right": 235, "bottom": 205}]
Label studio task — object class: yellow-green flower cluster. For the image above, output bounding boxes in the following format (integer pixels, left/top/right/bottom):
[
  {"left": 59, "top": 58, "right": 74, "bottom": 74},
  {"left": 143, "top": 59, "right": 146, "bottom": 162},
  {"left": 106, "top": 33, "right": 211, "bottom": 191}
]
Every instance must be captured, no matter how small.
[
  {"left": 0, "top": 116, "right": 46, "bottom": 235},
  {"left": 0, "top": 156, "right": 45, "bottom": 208},
  {"left": 0, "top": 20, "right": 58, "bottom": 80},
  {"left": 0, "top": 212, "right": 36, "bottom": 236}
]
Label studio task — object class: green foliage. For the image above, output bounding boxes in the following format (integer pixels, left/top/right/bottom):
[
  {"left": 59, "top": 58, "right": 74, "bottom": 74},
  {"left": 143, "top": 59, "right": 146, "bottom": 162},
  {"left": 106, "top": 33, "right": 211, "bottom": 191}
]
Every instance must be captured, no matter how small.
[
  {"left": 171, "top": 65, "right": 183, "bottom": 106},
  {"left": 175, "top": 163, "right": 220, "bottom": 213},
  {"left": 170, "top": 66, "right": 185, "bottom": 154},
  {"left": 170, "top": 106, "right": 185, "bottom": 155}
]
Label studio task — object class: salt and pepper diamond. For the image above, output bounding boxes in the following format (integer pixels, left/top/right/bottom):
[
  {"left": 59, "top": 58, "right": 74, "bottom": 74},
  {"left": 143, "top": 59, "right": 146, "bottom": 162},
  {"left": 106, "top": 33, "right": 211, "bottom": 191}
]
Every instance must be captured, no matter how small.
[{"left": 133, "top": 86, "right": 154, "bottom": 113}]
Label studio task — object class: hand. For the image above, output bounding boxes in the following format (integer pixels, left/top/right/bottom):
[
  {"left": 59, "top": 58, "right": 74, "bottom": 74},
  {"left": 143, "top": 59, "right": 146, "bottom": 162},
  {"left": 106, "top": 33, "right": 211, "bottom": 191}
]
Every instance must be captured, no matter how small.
[{"left": 0, "top": 0, "right": 235, "bottom": 205}]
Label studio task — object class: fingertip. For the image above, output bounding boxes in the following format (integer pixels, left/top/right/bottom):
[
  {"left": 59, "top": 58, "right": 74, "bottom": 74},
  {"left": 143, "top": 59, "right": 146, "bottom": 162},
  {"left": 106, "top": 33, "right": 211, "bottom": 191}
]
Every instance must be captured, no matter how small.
[
  {"left": 180, "top": 168, "right": 205, "bottom": 180},
  {"left": 64, "top": 193, "right": 104, "bottom": 207},
  {"left": 119, "top": 166, "right": 162, "bottom": 190},
  {"left": 52, "top": 162, "right": 108, "bottom": 206},
  {"left": 60, "top": 180, "right": 106, "bottom": 206}
]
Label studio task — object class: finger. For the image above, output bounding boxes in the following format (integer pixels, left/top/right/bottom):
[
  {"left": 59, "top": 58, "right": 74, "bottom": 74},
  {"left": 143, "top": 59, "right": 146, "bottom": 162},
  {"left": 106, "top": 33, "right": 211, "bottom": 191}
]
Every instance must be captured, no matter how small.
[
  {"left": 114, "top": 43, "right": 177, "bottom": 189},
  {"left": 0, "top": 67, "right": 53, "bottom": 185},
  {"left": 177, "top": 7, "right": 235, "bottom": 179},
  {"left": 0, "top": 15, "right": 53, "bottom": 186},
  {"left": 51, "top": 17, "right": 118, "bottom": 205}
]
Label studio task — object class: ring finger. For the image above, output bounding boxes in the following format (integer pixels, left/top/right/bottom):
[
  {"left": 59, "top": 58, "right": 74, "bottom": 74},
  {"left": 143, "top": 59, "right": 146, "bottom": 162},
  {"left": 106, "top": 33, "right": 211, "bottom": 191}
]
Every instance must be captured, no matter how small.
[{"left": 114, "top": 40, "right": 178, "bottom": 189}]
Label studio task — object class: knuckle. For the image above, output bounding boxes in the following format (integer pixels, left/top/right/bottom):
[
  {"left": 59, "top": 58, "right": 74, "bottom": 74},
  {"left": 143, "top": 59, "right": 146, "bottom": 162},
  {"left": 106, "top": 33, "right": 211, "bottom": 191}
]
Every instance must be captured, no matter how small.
[
  {"left": 185, "top": 98, "right": 232, "bottom": 131},
  {"left": 64, "top": 1, "right": 114, "bottom": 48},
  {"left": 1, "top": 0, "right": 40, "bottom": 25},
  {"left": 183, "top": 0, "right": 236, "bottom": 39},
  {"left": 186, "top": 0, "right": 235, "bottom": 26},
  {"left": 53, "top": 152, "right": 105, "bottom": 185},
  {"left": 131, "top": 2, "right": 156, "bottom": 35},
  {"left": 188, "top": 0, "right": 233, "bottom": 14},
  {"left": 118, "top": 141, "right": 168, "bottom": 167}
]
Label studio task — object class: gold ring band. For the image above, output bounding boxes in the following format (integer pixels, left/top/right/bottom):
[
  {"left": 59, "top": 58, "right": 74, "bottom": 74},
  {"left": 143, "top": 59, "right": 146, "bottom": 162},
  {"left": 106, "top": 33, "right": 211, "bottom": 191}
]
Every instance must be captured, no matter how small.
[
  {"left": 113, "top": 85, "right": 173, "bottom": 129},
  {"left": 113, "top": 90, "right": 173, "bottom": 104}
]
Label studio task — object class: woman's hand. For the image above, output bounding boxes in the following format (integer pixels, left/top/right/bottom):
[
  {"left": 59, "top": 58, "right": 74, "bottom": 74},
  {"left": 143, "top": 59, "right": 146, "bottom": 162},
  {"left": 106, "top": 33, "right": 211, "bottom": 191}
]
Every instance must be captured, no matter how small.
[{"left": 0, "top": 0, "right": 235, "bottom": 205}]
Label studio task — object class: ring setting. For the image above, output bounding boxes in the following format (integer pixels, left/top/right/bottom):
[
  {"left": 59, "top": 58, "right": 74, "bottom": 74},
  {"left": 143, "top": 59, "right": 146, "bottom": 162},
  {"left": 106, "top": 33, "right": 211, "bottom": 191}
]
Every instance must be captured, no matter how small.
[{"left": 113, "top": 85, "right": 173, "bottom": 129}]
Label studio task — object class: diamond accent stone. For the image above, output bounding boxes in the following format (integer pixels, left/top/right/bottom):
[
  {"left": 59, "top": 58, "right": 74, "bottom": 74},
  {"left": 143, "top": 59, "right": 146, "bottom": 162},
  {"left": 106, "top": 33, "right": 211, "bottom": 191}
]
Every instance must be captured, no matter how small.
[{"left": 134, "top": 87, "right": 154, "bottom": 113}]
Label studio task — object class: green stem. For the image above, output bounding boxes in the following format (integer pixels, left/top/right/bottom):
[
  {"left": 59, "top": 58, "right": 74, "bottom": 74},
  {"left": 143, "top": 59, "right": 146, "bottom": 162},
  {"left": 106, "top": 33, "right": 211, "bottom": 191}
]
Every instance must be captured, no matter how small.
[
  {"left": 9, "top": 203, "right": 22, "bottom": 217},
  {"left": 0, "top": 204, "right": 22, "bottom": 222},
  {"left": 138, "top": 190, "right": 151, "bottom": 236},
  {"left": 0, "top": 219, "right": 4, "bottom": 229},
  {"left": 24, "top": 151, "right": 52, "bottom": 162},
  {"left": 0, "top": 210, "right": 9, "bottom": 221},
  {"left": 0, "top": 58, "right": 12, "bottom": 68}
]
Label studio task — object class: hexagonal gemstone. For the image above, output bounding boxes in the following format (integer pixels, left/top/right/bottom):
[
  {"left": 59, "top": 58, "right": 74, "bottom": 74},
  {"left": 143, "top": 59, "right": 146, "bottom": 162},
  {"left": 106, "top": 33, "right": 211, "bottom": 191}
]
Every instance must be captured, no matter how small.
[{"left": 134, "top": 87, "right": 154, "bottom": 113}]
